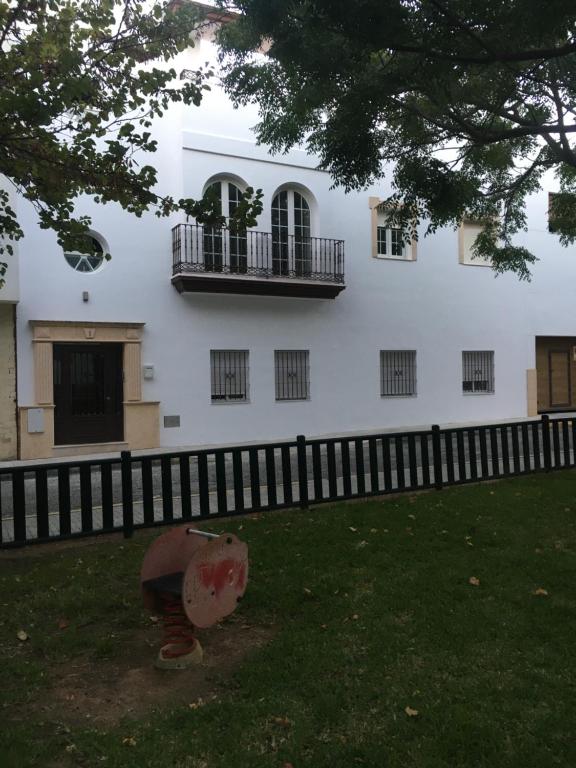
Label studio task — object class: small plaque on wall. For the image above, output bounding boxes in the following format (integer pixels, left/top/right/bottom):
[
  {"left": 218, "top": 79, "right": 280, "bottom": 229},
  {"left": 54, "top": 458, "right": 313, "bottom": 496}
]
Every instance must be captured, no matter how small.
[
  {"left": 27, "top": 408, "right": 45, "bottom": 434},
  {"left": 164, "top": 415, "right": 180, "bottom": 428}
]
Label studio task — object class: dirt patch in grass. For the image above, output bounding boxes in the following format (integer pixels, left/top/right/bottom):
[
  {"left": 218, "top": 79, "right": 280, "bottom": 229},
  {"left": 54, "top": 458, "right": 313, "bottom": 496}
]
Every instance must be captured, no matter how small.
[{"left": 33, "top": 617, "right": 275, "bottom": 728}]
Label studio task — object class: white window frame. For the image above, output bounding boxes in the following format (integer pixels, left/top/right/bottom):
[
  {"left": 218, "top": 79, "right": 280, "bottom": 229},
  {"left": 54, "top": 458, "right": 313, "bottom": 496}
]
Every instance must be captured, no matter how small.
[
  {"left": 458, "top": 220, "right": 493, "bottom": 267},
  {"left": 462, "top": 351, "right": 495, "bottom": 395},
  {"left": 274, "top": 350, "right": 310, "bottom": 401},
  {"left": 210, "top": 350, "right": 250, "bottom": 403},
  {"left": 63, "top": 232, "right": 107, "bottom": 274},
  {"left": 374, "top": 204, "right": 415, "bottom": 261},
  {"left": 380, "top": 350, "right": 417, "bottom": 397}
]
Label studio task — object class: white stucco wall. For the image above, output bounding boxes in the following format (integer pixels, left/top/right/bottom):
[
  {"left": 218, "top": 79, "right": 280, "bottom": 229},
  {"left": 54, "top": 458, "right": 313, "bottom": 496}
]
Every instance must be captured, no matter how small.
[{"left": 13, "top": 34, "right": 576, "bottom": 450}]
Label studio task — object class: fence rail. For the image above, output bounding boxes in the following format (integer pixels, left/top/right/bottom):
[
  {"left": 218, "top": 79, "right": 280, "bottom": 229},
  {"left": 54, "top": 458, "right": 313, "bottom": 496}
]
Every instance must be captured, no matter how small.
[{"left": 1, "top": 414, "right": 573, "bottom": 548}]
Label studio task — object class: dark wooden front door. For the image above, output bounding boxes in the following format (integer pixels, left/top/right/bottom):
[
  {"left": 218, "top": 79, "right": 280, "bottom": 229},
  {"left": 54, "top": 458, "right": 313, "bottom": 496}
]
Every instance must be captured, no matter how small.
[
  {"left": 53, "top": 344, "right": 124, "bottom": 445},
  {"left": 549, "top": 350, "right": 571, "bottom": 408}
]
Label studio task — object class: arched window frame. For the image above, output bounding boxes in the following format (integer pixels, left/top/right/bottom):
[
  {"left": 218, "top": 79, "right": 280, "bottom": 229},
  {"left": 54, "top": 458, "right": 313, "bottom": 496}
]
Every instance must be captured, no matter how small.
[
  {"left": 201, "top": 176, "right": 250, "bottom": 274},
  {"left": 271, "top": 186, "right": 315, "bottom": 277}
]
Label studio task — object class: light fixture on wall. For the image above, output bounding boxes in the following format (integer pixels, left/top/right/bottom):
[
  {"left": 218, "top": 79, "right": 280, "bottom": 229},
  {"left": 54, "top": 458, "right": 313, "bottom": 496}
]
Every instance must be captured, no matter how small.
[{"left": 82, "top": 291, "right": 89, "bottom": 303}]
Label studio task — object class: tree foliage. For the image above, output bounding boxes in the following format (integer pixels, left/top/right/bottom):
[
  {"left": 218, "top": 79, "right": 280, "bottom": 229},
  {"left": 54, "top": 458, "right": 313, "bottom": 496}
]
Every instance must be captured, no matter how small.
[
  {"left": 218, "top": 0, "right": 576, "bottom": 278},
  {"left": 0, "top": 0, "right": 262, "bottom": 286}
]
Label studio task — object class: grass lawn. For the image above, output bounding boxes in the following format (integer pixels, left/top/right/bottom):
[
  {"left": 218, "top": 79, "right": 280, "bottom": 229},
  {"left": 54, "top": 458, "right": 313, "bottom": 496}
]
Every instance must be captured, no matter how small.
[{"left": 2, "top": 472, "right": 576, "bottom": 768}]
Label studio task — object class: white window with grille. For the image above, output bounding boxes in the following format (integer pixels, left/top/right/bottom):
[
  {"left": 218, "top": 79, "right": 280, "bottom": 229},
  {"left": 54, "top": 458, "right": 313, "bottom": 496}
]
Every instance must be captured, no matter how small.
[
  {"left": 462, "top": 351, "right": 494, "bottom": 394},
  {"left": 210, "top": 350, "right": 249, "bottom": 402},
  {"left": 275, "top": 350, "right": 310, "bottom": 401},
  {"left": 380, "top": 350, "right": 417, "bottom": 396}
]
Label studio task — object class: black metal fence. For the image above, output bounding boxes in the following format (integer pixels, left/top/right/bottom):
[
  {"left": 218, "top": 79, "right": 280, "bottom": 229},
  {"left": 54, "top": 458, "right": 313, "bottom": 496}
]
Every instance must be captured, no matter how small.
[
  {"left": 172, "top": 223, "right": 345, "bottom": 284},
  {"left": 1, "top": 414, "right": 573, "bottom": 548}
]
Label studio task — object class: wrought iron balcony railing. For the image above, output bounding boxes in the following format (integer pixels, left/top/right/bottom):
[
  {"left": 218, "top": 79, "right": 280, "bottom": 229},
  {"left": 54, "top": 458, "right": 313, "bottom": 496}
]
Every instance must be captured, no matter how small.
[{"left": 172, "top": 224, "right": 345, "bottom": 297}]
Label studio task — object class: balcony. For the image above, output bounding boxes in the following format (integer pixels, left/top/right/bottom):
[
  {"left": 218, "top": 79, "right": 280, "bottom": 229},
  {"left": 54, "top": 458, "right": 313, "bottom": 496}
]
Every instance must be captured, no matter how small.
[{"left": 171, "top": 224, "right": 345, "bottom": 299}]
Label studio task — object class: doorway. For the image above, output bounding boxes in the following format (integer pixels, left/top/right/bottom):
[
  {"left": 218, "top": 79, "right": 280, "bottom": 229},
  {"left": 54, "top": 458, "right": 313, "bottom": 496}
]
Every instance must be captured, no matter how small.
[
  {"left": 53, "top": 343, "right": 124, "bottom": 445},
  {"left": 536, "top": 337, "right": 576, "bottom": 412}
]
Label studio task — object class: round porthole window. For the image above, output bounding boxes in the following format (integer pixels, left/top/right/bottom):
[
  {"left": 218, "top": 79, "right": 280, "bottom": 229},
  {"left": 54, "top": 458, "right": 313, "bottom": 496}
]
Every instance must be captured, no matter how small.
[{"left": 64, "top": 235, "right": 105, "bottom": 273}]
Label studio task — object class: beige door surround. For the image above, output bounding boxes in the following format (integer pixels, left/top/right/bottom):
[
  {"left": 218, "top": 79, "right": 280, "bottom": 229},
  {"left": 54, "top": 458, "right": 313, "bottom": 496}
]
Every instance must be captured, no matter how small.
[{"left": 20, "top": 321, "right": 160, "bottom": 460}]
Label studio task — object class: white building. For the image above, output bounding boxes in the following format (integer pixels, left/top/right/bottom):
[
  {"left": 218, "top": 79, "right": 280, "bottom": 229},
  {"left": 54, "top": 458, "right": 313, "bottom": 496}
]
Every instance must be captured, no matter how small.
[{"left": 5, "top": 19, "right": 576, "bottom": 461}]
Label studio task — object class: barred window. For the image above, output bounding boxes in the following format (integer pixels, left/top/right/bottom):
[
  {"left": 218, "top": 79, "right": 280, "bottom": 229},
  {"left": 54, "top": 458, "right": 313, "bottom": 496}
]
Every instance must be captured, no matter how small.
[
  {"left": 210, "top": 350, "right": 249, "bottom": 402},
  {"left": 462, "top": 351, "right": 494, "bottom": 393},
  {"left": 380, "top": 350, "right": 417, "bottom": 396},
  {"left": 275, "top": 350, "right": 310, "bottom": 400}
]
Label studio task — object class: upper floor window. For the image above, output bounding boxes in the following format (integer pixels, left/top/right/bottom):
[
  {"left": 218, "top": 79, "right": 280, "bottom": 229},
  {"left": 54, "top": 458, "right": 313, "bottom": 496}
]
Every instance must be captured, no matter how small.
[
  {"left": 459, "top": 220, "right": 493, "bottom": 267},
  {"left": 548, "top": 191, "right": 576, "bottom": 234},
  {"left": 369, "top": 198, "right": 416, "bottom": 261},
  {"left": 377, "top": 218, "right": 406, "bottom": 259},
  {"left": 203, "top": 178, "right": 247, "bottom": 273},
  {"left": 64, "top": 234, "right": 105, "bottom": 273},
  {"left": 272, "top": 189, "right": 312, "bottom": 276}
]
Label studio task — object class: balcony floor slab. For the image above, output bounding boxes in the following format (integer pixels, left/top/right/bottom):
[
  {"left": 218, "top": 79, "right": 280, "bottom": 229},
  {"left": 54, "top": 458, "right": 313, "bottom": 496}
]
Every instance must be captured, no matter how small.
[{"left": 171, "top": 271, "right": 345, "bottom": 299}]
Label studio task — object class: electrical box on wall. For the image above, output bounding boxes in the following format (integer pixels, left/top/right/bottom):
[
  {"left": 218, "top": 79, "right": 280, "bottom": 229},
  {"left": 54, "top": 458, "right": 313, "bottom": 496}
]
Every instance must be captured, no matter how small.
[
  {"left": 27, "top": 408, "right": 44, "bottom": 434},
  {"left": 143, "top": 365, "right": 154, "bottom": 380}
]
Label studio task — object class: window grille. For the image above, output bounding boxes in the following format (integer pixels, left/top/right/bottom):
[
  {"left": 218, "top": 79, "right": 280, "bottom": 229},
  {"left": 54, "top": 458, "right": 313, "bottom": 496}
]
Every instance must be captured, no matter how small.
[
  {"left": 380, "top": 350, "right": 417, "bottom": 396},
  {"left": 275, "top": 350, "right": 310, "bottom": 400},
  {"left": 210, "top": 350, "right": 249, "bottom": 402},
  {"left": 462, "top": 351, "right": 494, "bottom": 393}
]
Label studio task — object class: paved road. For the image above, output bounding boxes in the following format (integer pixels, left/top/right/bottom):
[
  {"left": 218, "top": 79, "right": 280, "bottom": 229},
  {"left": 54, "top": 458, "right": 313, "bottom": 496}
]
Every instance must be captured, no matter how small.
[{"left": 1, "top": 421, "right": 566, "bottom": 543}]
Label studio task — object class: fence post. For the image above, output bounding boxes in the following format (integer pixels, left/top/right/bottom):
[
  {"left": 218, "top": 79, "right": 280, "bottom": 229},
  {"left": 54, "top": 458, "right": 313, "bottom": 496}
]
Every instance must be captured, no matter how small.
[
  {"left": 541, "top": 414, "right": 551, "bottom": 472},
  {"left": 297, "top": 434, "right": 309, "bottom": 510},
  {"left": 121, "top": 450, "right": 134, "bottom": 538},
  {"left": 432, "top": 424, "right": 443, "bottom": 490},
  {"left": 12, "top": 469, "right": 26, "bottom": 545}
]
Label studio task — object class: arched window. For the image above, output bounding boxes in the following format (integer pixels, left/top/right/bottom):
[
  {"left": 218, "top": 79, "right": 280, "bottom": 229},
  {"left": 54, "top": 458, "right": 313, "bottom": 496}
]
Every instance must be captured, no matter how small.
[
  {"left": 271, "top": 189, "right": 311, "bottom": 276},
  {"left": 203, "top": 179, "right": 247, "bottom": 274},
  {"left": 64, "top": 234, "right": 105, "bottom": 273}
]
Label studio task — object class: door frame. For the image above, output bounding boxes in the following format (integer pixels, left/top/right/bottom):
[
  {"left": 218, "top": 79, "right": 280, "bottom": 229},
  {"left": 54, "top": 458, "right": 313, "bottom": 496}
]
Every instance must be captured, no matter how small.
[{"left": 19, "top": 321, "right": 160, "bottom": 460}]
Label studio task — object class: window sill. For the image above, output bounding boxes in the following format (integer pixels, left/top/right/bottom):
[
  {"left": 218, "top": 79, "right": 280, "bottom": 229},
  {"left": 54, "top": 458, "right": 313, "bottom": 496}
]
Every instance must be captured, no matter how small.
[
  {"left": 459, "top": 260, "right": 493, "bottom": 268},
  {"left": 380, "top": 394, "right": 417, "bottom": 399},
  {"left": 374, "top": 254, "right": 415, "bottom": 262},
  {"left": 462, "top": 392, "right": 495, "bottom": 396},
  {"left": 211, "top": 399, "right": 250, "bottom": 405}
]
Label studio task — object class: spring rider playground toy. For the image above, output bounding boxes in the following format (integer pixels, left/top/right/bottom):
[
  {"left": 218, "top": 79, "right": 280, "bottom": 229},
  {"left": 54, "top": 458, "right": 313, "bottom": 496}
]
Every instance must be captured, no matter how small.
[{"left": 141, "top": 526, "right": 248, "bottom": 669}]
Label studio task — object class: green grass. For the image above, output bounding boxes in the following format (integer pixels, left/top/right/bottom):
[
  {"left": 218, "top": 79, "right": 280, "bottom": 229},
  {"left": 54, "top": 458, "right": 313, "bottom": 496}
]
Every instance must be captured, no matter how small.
[{"left": 2, "top": 472, "right": 576, "bottom": 767}]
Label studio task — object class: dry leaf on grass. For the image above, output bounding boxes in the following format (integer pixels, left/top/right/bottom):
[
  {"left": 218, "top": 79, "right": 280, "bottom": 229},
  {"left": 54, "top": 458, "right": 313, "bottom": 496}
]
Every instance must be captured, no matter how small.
[
  {"left": 533, "top": 588, "right": 549, "bottom": 596},
  {"left": 468, "top": 576, "right": 480, "bottom": 587},
  {"left": 122, "top": 737, "right": 137, "bottom": 747},
  {"left": 272, "top": 717, "right": 291, "bottom": 728},
  {"left": 58, "top": 618, "right": 69, "bottom": 630},
  {"left": 349, "top": 526, "right": 358, "bottom": 532},
  {"left": 404, "top": 706, "right": 419, "bottom": 717},
  {"left": 17, "top": 630, "right": 28, "bottom": 641}
]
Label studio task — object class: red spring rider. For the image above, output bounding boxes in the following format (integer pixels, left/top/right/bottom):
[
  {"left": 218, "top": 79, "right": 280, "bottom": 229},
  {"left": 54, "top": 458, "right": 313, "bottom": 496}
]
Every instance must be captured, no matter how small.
[{"left": 141, "top": 526, "right": 248, "bottom": 669}]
